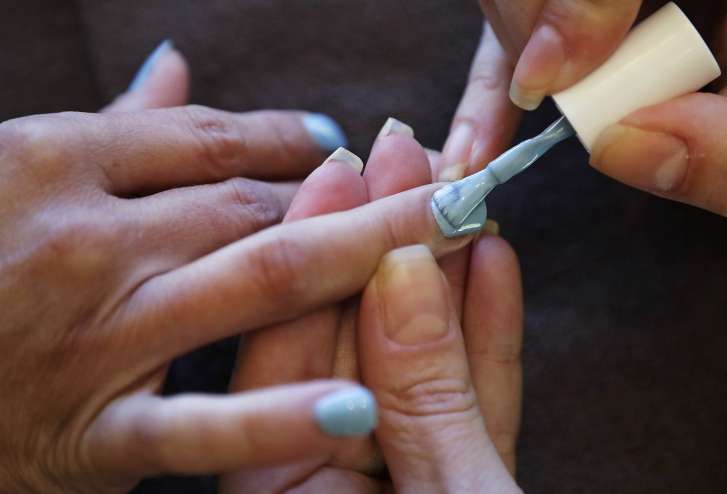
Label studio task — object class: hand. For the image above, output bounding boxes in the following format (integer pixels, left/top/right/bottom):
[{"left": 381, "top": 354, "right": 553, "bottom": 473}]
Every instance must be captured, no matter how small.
[
  {"left": 221, "top": 123, "right": 523, "bottom": 492},
  {"left": 589, "top": 14, "right": 727, "bottom": 217},
  {"left": 437, "top": 1, "right": 649, "bottom": 180},
  {"left": 0, "top": 45, "right": 468, "bottom": 492}
]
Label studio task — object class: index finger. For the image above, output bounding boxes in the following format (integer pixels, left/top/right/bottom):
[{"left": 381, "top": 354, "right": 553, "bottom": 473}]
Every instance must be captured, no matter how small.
[{"left": 128, "top": 184, "right": 472, "bottom": 361}]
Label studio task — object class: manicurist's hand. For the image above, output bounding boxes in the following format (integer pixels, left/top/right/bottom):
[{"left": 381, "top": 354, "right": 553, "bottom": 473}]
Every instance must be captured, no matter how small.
[
  {"left": 589, "top": 14, "right": 727, "bottom": 217},
  {"left": 222, "top": 121, "right": 523, "bottom": 493},
  {"left": 438, "top": 0, "right": 644, "bottom": 180},
  {"left": 0, "top": 44, "right": 470, "bottom": 493}
]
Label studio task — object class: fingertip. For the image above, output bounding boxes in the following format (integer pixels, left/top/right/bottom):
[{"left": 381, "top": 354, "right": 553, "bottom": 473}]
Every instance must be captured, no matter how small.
[{"left": 365, "top": 132, "right": 432, "bottom": 198}]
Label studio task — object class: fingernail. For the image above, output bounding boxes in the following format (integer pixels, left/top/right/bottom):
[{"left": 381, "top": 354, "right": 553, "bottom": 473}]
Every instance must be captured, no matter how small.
[
  {"left": 129, "top": 39, "right": 173, "bottom": 91},
  {"left": 315, "top": 386, "right": 378, "bottom": 437},
  {"left": 303, "top": 113, "right": 348, "bottom": 152},
  {"left": 439, "top": 122, "right": 474, "bottom": 181},
  {"left": 483, "top": 219, "right": 500, "bottom": 236},
  {"left": 377, "top": 117, "right": 415, "bottom": 140},
  {"left": 378, "top": 245, "right": 449, "bottom": 345},
  {"left": 323, "top": 147, "right": 364, "bottom": 173},
  {"left": 510, "top": 25, "right": 565, "bottom": 111},
  {"left": 590, "top": 124, "right": 689, "bottom": 193}
]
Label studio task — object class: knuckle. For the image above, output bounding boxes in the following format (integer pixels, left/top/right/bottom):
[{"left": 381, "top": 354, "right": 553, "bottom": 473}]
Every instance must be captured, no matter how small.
[
  {"left": 247, "top": 235, "right": 307, "bottom": 304},
  {"left": 381, "top": 376, "right": 479, "bottom": 419},
  {"left": 37, "top": 215, "right": 118, "bottom": 278},
  {"left": 470, "top": 341, "right": 522, "bottom": 367},
  {"left": 181, "top": 105, "right": 244, "bottom": 179},
  {"left": 223, "top": 178, "right": 283, "bottom": 233}
]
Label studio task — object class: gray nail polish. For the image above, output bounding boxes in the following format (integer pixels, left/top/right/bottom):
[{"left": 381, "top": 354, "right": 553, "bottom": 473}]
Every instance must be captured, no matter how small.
[
  {"left": 314, "top": 387, "right": 378, "bottom": 437},
  {"left": 129, "top": 39, "right": 173, "bottom": 91},
  {"left": 303, "top": 113, "right": 348, "bottom": 152}
]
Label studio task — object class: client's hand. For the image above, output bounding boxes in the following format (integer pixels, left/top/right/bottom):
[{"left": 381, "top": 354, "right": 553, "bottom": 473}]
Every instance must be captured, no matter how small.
[
  {"left": 221, "top": 122, "right": 523, "bottom": 492},
  {"left": 0, "top": 48, "right": 470, "bottom": 493}
]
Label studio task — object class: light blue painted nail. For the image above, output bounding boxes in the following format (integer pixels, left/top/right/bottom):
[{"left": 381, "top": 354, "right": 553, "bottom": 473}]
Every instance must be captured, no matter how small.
[
  {"left": 129, "top": 39, "right": 173, "bottom": 91},
  {"left": 314, "top": 387, "right": 378, "bottom": 437},
  {"left": 303, "top": 113, "right": 348, "bottom": 152}
]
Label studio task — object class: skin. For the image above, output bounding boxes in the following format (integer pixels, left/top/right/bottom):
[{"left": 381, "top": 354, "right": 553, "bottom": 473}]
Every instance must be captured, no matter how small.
[
  {"left": 221, "top": 127, "right": 523, "bottom": 491},
  {"left": 443, "top": 1, "right": 727, "bottom": 219},
  {"left": 0, "top": 44, "right": 521, "bottom": 493}
]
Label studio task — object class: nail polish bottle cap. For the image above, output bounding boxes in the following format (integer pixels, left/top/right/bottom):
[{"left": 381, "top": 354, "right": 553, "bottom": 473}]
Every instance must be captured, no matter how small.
[{"left": 552, "top": 2, "right": 721, "bottom": 152}]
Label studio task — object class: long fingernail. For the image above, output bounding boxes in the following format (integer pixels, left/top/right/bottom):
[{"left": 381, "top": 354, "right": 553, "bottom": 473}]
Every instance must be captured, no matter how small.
[
  {"left": 315, "top": 386, "right": 378, "bottom": 437},
  {"left": 439, "top": 122, "right": 474, "bottom": 181},
  {"left": 129, "top": 39, "right": 173, "bottom": 91},
  {"left": 303, "top": 113, "right": 348, "bottom": 152},
  {"left": 379, "top": 245, "right": 449, "bottom": 345},
  {"left": 590, "top": 124, "right": 689, "bottom": 193},
  {"left": 323, "top": 147, "right": 364, "bottom": 173},
  {"left": 510, "top": 25, "right": 565, "bottom": 111},
  {"left": 377, "top": 117, "right": 414, "bottom": 140}
]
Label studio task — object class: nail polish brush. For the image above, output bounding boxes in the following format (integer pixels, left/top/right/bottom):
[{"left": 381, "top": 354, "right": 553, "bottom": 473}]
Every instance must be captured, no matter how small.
[{"left": 432, "top": 2, "right": 721, "bottom": 238}]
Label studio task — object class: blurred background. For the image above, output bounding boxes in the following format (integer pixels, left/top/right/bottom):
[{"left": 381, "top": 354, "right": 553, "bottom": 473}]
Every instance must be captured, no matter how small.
[{"left": 2, "top": 1, "right": 726, "bottom": 493}]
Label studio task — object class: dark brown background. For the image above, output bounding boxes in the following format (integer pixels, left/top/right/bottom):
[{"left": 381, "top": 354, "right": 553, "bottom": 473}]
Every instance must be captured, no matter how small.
[{"left": 2, "top": 1, "right": 726, "bottom": 493}]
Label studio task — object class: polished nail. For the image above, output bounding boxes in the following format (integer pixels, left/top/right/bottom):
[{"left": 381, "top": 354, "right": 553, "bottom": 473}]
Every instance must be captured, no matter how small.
[
  {"left": 510, "top": 25, "right": 565, "bottom": 111},
  {"left": 379, "top": 245, "right": 449, "bottom": 345},
  {"left": 315, "top": 386, "right": 378, "bottom": 437},
  {"left": 377, "top": 117, "right": 414, "bottom": 140},
  {"left": 129, "top": 39, "right": 173, "bottom": 91},
  {"left": 303, "top": 113, "right": 348, "bottom": 152},
  {"left": 590, "top": 124, "right": 689, "bottom": 193},
  {"left": 323, "top": 147, "right": 364, "bottom": 173},
  {"left": 439, "top": 122, "right": 475, "bottom": 181}
]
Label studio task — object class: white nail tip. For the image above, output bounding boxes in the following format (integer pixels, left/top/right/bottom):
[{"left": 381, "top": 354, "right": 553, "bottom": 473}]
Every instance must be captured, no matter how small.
[
  {"left": 377, "top": 117, "right": 415, "bottom": 140},
  {"left": 323, "top": 147, "right": 364, "bottom": 173}
]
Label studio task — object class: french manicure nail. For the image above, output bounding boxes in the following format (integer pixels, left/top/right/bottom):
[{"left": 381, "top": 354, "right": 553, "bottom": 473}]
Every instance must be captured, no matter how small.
[
  {"left": 377, "top": 117, "right": 415, "bottom": 140},
  {"left": 379, "top": 245, "right": 449, "bottom": 345},
  {"left": 323, "top": 147, "right": 364, "bottom": 173},
  {"left": 315, "top": 386, "right": 378, "bottom": 437},
  {"left": 129, "top": 39, "right": 173, "bottom": 91},
  {"left": 590, "top": 124, "right": 689, "bottom": 193},
  {"left": 510, "top": 25, "right": 565, "bottom": 111},
  {"left": 303, "top": 113, "right": 348, "bottom": 152},
  {"left": 439, "top": 122, "right": 474, "bottom": 181}
]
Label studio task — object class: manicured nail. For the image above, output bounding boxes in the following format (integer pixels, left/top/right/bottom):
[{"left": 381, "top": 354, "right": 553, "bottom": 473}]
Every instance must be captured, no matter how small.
[
  {"left": 439, "top": 122, "right": 474, "bottom": 181},
  {"left": 303, "top": 113, "right": 348, "bottom": 152},
  {"left": 377, "top": 117, "right": 414, "bottom": 140},
  {"left": 378, "top": 245, "right": 449, "bottom": 345},
  {"left": 315, "top": 386, "right": 378, "bottom": 437},
  {"left": 129, "top": 39, "right": 173, "bottom": 91},
  {"left": 590, "top": 124, "right": 689, "bottom": 193},
  {"left": 510, "top": 25, "right": 565, "bottom": 111},
  {"left": 323, "top": 147, "right": 364, "bottom": 173}
]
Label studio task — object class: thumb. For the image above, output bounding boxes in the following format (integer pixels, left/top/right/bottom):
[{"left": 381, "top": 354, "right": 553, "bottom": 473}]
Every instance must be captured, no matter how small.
[
  {"left": 590, "top": 93, "right": 727, "bottom": 217},
  {"left": 103, "top": 40, "right": 190, "bottom": 113},
  {"left": 358, "top": 245, "right": 520, "bottom": 494}
]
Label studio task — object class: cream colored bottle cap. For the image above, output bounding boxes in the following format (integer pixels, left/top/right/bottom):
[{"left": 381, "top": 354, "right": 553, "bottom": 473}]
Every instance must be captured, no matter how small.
[{"left": 552, "top": 2, "right": 721, "bottom": 152}]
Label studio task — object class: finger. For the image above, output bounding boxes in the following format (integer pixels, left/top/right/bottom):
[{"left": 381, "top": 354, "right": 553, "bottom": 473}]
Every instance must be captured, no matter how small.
[
  {"left": 463, "top": 232, "right": 523, "bottom": 474},
  {"left": 232, "top": 151, "right": 368, "bottom": 390},
  {"left": 439, "top": 23, "right": 521, "bottom": 181},
  {"left": 103, "top": 40, "right": 189, "bottom": 113},
  {"left": 129, "top": 178, "right": 299, "bottom": 265},
  {"left": 13, "top": 107, "right": 345, "bottom": 196},
  {"left": 508, "top": 0, "right": 642, "bottom": 110},
  {"left": 358, "top": 245, "right": 519, "bottom": 493},
  {"left": 130, "top": 182, "right": 471, "bottom": 362},
  {"left": 590, "top": 92, "right": 727, "bottom": 216},
  {"left": 86, "top": 382, "right": 378, "bottom": 477}
]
